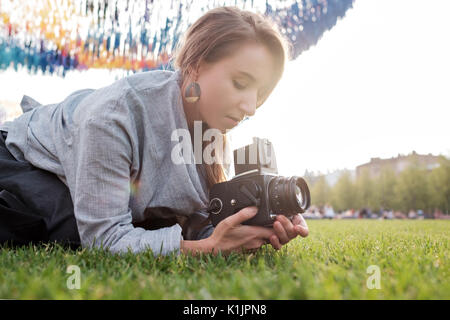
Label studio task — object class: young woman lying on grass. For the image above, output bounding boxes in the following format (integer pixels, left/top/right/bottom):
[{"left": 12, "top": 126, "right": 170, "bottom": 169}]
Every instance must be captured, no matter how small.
[{"left": 0, "top": 6, "right": 308, "bottom": 256}]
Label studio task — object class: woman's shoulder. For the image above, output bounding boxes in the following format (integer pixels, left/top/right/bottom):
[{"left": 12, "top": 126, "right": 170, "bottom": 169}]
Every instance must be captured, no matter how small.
[
  {"left": 90, "top": 69, "right": 180, "bottom": 102},
  {"left": 125, "top": 69, "right": 181, "bottom": 92},
  {"left": 73, "top": 69, "right": 181, "bottom": 122}
]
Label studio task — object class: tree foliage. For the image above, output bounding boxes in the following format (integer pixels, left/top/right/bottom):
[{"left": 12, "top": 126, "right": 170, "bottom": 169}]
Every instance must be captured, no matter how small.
[{"left": 308, "top": 156, "right": 449, "bottom": 213}]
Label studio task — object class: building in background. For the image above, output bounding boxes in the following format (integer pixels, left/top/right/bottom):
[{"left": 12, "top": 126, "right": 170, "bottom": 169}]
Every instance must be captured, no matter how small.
[{"left": 356, "top": 151, "right": 441, "bottom": 178}]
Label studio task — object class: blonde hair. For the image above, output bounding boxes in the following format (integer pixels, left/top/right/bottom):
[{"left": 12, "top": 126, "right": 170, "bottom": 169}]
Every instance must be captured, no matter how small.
[{"left": 172, "top": 6, "right": 290, "bottom": 189}]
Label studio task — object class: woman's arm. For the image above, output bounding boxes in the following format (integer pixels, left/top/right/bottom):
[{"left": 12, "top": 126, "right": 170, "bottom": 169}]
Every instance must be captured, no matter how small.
[{"left": 68, "top": 115, "right": 183, "bottom": 255}]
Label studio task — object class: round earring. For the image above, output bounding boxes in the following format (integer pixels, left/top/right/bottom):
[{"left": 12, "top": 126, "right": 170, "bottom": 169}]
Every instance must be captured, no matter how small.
[{"left": 184, "top": 81, "right": 201, "bottom": 103}]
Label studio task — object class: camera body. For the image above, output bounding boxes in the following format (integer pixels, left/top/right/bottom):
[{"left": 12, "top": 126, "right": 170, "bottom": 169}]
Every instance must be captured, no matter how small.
[{"left": 208, "top": 137, "right": 310, "bottom": 227}]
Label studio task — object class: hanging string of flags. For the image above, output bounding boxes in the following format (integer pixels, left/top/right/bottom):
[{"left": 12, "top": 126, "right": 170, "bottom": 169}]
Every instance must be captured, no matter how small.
[{"left": 0, "top": 0, "right": 354, "bottom": 77}]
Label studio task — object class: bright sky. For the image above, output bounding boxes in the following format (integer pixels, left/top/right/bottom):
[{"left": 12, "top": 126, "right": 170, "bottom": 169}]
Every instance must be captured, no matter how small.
[
  {"left": 1, "top": 0, "right": 449, "bottom": 177},
  {"left": 230, "top": 0, "right": 450, "bottom": 176}
]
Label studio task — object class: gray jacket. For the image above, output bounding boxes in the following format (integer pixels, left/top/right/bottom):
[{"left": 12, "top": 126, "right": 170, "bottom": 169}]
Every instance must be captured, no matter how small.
[{"left": 1, "top": 69, "right": 215, "bottom": 255}]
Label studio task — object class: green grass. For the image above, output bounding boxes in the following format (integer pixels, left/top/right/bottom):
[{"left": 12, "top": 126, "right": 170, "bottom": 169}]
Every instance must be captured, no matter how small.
[{"left": 0, "top": 220, "right": 449, "bottom": 299}]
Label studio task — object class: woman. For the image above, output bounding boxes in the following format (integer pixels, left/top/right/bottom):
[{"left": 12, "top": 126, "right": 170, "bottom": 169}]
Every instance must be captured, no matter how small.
[{"left": 0, "top": 7, "right": 309, "bottom": 256}]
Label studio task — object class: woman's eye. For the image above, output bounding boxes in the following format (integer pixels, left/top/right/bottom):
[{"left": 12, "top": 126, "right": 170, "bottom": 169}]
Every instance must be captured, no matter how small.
[{"left": 233, "top": 80, "right": 246, "bottom": 90}]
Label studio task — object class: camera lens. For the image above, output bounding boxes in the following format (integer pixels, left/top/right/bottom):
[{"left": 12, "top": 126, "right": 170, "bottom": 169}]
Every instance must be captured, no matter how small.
[{"left": 268, "top": 176, "right": 311, "bottom": 215}]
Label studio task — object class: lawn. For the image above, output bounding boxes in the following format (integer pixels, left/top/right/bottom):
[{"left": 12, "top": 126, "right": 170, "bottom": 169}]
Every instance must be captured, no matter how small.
[{"left": 0, "top": 220, "right": 448, "bottom": 299}]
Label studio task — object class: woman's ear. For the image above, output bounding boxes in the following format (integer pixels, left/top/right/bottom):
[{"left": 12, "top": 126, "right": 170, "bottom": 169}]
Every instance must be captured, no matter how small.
[{"left": 186, "top": 62, "right": 201, "bottom": 81}]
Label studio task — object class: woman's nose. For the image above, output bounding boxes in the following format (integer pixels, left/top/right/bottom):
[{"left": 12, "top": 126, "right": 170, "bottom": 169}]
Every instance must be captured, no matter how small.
[{"left": 239, "top": 97, "right": 257, "bottom": 117}]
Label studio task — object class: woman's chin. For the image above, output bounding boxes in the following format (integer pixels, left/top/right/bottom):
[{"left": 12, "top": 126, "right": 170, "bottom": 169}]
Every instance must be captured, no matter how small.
[{"left": 222, "top": 116, "right": 240, "bottom": 130}]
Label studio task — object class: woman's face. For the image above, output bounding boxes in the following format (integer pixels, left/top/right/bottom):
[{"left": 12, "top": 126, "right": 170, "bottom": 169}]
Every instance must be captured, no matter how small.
[{"left": 182, "top": 42, "right": 277, "bottom": 133}]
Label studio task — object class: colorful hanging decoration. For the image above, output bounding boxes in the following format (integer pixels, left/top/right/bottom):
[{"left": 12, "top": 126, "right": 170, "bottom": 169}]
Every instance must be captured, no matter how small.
[{"left": 0, "top": 0, "right": 354, "bottom": 77}]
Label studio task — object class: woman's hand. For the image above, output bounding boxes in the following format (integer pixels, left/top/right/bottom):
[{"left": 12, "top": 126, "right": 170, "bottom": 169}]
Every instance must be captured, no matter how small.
[
  {"left": 269, "top": 214, "right": 309, "bottom": 250},
  {"left": 180, "top": 207, "right": 309, "bottom": 256},
  {"left": 203, "top": 206, "right": 276, "bottom": 256}
]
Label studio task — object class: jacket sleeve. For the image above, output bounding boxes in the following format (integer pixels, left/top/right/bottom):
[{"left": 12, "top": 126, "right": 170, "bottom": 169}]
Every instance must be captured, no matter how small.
[
  {"left": 181, "top": 208, "right": 214, "bottom": 241},
  {"left": 71, "top": 116, "right": 182, "bottom": 256},
  {"left": 196, "top": 223, "right": 214, "bottom": 240}
]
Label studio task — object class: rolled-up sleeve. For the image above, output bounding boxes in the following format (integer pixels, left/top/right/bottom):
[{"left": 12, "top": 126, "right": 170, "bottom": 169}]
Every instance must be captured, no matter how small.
[{"left": 71, "top": 117, "right": 182, "bottom": 256}]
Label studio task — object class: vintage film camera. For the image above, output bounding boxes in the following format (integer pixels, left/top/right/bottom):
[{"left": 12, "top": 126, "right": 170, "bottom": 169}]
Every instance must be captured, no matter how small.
[{"left": 207, "top": 137, "right": 311, "bottom": 227}]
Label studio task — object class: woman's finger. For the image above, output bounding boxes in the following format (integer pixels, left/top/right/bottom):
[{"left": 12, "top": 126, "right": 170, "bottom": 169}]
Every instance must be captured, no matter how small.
[
  {"left": 295, "top": 225, "right": 309, "bottom": 238},
  {"left": 270, "top": 234, "right": 282, "bottom": 250},
  {"left": 243, "top": 239, "right": 267, "bottom": 253},
  {"left": 222, "top": 206, "right": 258, "bottom": 229},
  {"left": 292, "top": 214, "right": 309, "bottom": 237},
  {"left": 245, "top": 225, "right": 277, "bottom": 240},
  {"left": 295, "top": 214, "right": 309, "bottom": 238},
  {"left": 297, "top": 214, "right": 309, "bottom": 228},
  {"left": 273, "top": 220, "right": 289, "bottom": 244},
  {"left": 291, "top": 214, "right": 302, "bottom": 225},
  {"left": 276, "top": 215, "right": 297, "bottom": 239}
]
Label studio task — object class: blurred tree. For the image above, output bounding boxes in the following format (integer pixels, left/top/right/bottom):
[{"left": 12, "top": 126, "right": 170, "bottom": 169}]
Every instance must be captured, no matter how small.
[
  {"left": 373, "top": 165, "right": 397, "bottom": 211},
  {"left": 354, "top": 167, "right": 375, "bottom": 210},
  {"left": 303, "top": 169, "right": 319, "bottom": 188},
  {"left": 394, "top": 157, "right": 430, "bottom": 213},
  {"left": 428, "top": 156, "right": 450, "bottom": 214},
  {"left": 330, "top": 170, "right": 355, "bottom": 212},
  {"left": 301, "top": 155, "right": 449, "bottom": 214},
  {"left": 311, "top": 175, "right": 331, "bottom": 207}
]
